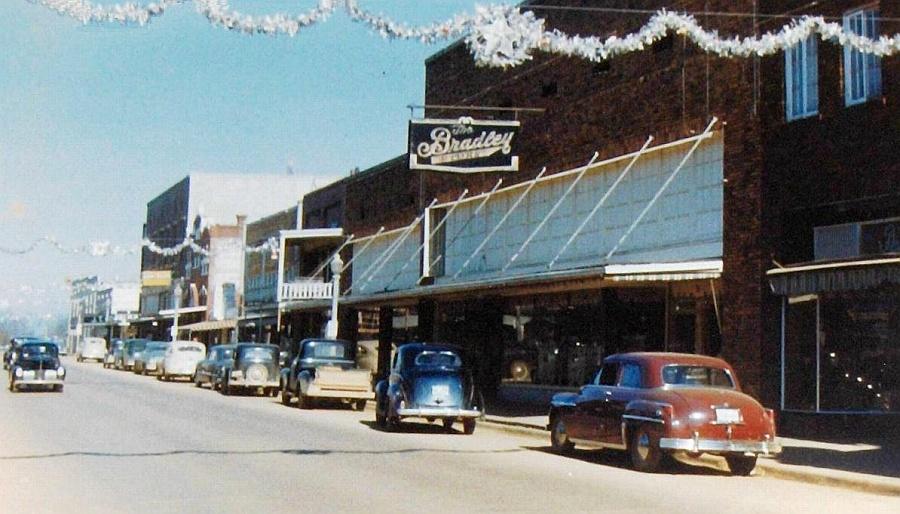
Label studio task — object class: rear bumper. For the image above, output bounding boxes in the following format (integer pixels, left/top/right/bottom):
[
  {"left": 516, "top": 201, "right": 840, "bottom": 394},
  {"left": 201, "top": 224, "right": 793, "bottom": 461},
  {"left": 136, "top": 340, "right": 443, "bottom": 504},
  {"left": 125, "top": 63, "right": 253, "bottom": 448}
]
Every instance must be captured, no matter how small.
[
  {"left": 660, "top": 437, "right": 781, "bottom": 456},
  {"left": 397, "top": 407, "right": 482, "bottom": 419},
  {"left": 230, "top": 379, "right": 278, "bottom": 388},
  {"left": 306, "top": 383, "right": 374, "bottom": 400}
]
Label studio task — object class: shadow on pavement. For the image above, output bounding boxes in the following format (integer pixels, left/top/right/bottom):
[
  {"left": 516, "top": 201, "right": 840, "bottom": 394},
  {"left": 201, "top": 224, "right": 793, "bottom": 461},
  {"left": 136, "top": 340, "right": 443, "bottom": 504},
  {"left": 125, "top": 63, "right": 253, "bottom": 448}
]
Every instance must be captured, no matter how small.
[
  {"left": 358, "top": 419, "right": 471, "bottom": 435},
  {"left": 524, "top": 445, "right": 732, "bottom": 477},
  {"left": 0, "top": 445, "right": 526, "bottom": 461},
  {"left": 776, "top": 444, "right": 900, "bottom": 478}
]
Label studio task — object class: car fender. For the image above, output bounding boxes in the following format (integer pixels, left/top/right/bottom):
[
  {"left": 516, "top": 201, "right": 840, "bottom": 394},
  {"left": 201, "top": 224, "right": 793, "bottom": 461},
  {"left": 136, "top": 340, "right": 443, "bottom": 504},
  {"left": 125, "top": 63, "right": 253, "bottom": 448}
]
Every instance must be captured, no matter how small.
[
  {"left": 297, "top": 369, "right": 314, "bottom": 395},
  {"left": 279, "top": 368, "right": 290, "bottom": 389},
  {"left": 374, "top": 379, "right": 388, "bottom": 414}
]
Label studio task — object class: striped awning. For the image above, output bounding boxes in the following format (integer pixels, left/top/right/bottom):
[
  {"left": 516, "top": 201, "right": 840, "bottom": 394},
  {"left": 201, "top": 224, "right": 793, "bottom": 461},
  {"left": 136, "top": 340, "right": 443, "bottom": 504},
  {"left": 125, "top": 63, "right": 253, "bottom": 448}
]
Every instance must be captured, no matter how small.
[
  {"left": 180, "top": 319, "right": 237, "bottom": 332},
  {"left": 767, "top": 257, "right": 900, "bottom": 296}
]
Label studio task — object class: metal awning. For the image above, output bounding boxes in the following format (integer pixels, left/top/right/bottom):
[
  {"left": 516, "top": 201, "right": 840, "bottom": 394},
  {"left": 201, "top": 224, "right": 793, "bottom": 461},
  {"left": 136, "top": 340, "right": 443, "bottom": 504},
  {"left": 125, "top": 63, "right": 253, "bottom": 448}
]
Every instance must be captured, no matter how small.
[
  {"left": 331, "top": 259, "right": 722, "bottom": 309},
  {"left": 180, "top": 319, "right": 237, "bottom": 332},
  {"left": 605, "top": 260, "right": 722, "bottom": 282},
  {"left": 767, "top": 256, "right": 900, "bottom": 295}
]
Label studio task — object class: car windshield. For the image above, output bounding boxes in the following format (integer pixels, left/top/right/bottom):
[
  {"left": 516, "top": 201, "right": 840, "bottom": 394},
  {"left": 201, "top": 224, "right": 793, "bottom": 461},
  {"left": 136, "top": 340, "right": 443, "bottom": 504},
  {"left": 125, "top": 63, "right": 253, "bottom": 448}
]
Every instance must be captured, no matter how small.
[
  {"left": 414, "top": 350, "right": 462, "bottom": 369},
  {"left": 661, "top": 365, "right": 734, "bottom": 388},
  {"left": 301, "top": 341, "right": 353, "bottom": 361},
  {"left": 238, "top": 346, "right": 277, "bottom": 361},
  {"left": 20, "top": 344, "right": 58, "bottom": 358}
]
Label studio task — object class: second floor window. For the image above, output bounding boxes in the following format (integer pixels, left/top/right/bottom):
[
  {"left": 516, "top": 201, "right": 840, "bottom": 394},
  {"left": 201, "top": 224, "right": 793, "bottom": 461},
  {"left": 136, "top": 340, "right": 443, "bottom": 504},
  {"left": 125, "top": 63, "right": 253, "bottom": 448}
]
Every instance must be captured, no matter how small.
[
  {"left": 844, "top": 8, "right": 882, "bottom": 106},
  {"left": 785, "top": 36, "right": 818, "bottom": 120}
]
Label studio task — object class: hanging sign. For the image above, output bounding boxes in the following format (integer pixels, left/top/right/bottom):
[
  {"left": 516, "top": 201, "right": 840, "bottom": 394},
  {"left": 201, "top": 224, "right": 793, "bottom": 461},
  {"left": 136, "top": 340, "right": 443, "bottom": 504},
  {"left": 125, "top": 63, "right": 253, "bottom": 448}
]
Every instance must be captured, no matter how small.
[{"left": 409, "top": 117, "right": 520, "bottom": 173}]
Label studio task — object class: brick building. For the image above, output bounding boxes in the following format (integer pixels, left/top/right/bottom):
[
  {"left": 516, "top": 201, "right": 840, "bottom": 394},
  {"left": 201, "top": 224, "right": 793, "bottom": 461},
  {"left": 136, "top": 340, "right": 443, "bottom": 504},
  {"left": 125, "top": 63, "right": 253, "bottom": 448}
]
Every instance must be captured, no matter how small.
[{"left": 299, "top": 0, "right": 897, "bottom": 434}]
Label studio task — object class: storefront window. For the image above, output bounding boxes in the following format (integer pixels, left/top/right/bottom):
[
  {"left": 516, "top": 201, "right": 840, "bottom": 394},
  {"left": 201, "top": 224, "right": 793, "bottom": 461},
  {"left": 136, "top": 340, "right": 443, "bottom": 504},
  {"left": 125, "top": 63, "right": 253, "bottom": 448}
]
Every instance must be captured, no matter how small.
[
  {"left": 782, "top": 287, "right": 899, "bottom": 413},
  {"left": 820, "top": 288, "right": 898, "bottom": 412},
  {"left": 784, "top": 298, "right": 817, "bottom": 411}
]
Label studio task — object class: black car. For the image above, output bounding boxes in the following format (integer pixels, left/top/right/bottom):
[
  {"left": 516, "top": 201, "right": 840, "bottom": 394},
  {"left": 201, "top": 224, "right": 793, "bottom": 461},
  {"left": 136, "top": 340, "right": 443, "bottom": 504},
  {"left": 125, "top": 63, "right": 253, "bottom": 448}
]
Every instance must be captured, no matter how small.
[
  {"left": 4, "top": 336, "right": 42, "bottom": 370},
  {"left": 193, "top": 344, "right": 236, "bottom": 390},
  {"left": 216, "top": 343, "right": 280, "bottom": 396},
  {"left": 8, "top": 341, "right": 66, "bottom": 392},
  {"left": 375, "top": 343, "right": 483, "bottom": 434}
]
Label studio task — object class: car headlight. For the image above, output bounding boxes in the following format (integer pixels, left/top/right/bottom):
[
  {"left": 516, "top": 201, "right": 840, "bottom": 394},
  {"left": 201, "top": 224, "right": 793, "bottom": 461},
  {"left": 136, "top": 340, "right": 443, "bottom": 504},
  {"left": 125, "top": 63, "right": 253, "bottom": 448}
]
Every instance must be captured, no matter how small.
[
  {"left": 58, "top": 367, "right": 66, "bottom": 376},
  {"left": 14, "top": 367, "right": 23, "bottom": 378}
]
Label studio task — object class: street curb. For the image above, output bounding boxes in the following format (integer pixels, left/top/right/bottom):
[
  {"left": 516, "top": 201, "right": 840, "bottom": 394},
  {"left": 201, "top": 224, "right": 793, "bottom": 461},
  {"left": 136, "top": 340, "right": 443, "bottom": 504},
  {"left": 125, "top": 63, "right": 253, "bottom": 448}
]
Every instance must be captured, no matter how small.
[{"left": 482, "top": 417, "right": 900, "bottom": 497}]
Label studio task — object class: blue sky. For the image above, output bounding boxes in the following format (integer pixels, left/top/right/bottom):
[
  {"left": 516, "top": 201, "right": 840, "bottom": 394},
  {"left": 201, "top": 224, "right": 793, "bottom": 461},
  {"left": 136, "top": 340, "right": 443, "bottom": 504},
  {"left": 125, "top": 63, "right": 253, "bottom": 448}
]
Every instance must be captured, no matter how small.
[{"left": 0, "top": 1, "right": 481, "bottom": 318}]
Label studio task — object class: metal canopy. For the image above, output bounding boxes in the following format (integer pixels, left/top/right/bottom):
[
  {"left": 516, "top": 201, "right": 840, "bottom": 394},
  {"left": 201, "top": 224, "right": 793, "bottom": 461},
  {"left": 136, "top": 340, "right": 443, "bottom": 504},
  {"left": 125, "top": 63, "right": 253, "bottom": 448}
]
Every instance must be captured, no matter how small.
[{"left": 767, "top": 256, "right": 900, "bottom": 295}]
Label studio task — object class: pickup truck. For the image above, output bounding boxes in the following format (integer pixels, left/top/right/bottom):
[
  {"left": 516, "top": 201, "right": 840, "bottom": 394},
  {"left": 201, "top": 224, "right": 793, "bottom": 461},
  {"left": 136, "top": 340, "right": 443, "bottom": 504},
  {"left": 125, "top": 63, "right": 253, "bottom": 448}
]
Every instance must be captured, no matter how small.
[{"left": 280, "top": 338, "right": 374, "bottom": 410}]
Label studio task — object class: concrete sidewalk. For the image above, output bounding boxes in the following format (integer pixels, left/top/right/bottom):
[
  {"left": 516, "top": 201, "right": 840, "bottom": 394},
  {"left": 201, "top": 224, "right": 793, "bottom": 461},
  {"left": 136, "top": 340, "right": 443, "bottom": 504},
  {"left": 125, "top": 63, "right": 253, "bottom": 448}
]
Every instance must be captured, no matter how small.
[{"left": 482, "top": 384, "right": 900, "bottom": 497}]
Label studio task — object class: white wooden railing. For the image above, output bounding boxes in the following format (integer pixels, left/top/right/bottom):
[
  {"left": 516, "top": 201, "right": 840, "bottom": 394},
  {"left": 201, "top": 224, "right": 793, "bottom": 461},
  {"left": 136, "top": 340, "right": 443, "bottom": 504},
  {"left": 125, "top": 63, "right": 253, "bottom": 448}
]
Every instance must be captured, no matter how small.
[{"left": 279, "top": 280, "right": 333, "bottom": 301}]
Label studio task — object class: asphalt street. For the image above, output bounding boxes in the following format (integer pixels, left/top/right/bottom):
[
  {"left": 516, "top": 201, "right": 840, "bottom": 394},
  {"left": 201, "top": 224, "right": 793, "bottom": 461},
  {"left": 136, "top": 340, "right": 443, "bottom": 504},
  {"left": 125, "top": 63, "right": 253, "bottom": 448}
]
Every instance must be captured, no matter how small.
[{"left": 1, "top": 359, "right": 897, "bottom": 514}]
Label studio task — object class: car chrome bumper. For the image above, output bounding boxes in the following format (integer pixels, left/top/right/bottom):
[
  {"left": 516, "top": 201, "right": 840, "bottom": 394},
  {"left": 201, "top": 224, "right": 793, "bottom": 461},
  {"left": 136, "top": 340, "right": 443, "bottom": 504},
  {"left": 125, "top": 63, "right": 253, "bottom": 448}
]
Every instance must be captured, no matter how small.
[
  {"left": 306, "top": 384, "right": 374, "bottom": 400},
  {"left": 660, "top": 437, "right": 781, "bottom": 455},
  {"left": 13, "top": 378, "right": 64, "bottom": 386},
  {"left": 230, "top": 379, "right": 278, "bottom": 388},
  {"left": 397, "top": 407, "right": 482, "bottom": 419}
]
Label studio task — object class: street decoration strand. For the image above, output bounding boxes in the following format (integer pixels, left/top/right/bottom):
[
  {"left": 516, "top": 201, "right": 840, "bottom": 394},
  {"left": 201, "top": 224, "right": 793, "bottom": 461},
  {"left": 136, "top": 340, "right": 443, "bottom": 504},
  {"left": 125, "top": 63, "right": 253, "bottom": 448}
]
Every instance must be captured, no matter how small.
[
  {"left": 28, "top": 1, "right": 900, "bottom": 68},
  {"left": 0, "top": 235, "right": 280, "bottom": 257}
]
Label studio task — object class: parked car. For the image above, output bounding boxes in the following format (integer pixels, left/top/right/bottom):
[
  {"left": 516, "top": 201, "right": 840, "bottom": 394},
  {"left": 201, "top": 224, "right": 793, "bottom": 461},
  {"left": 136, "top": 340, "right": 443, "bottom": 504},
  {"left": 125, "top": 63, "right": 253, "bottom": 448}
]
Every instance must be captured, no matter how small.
[
  {"left": 193, "top": 344, "right": 236, "bottom": 389},
  {"left": 375, "top": 343, "right": 483, "bottom": 434},
  {"left": 77, "top": 337, "right": 107, "bottom": 363},
  {"left": 116, "top": 339, "right": 149, "bottom": 371},
  {"left": 4, "top": 336, "right": 42, "bottom": 370},
  {"left": 159, "top": 341, "right": 205, "bottom": 381},
  {"left": 216, "top": 343, "right": 280, "bottom": 396},
  {"left": 104, "top": 339, "right": 124, "bottom": 369},
  {"left": 548, "top": 352, "right": 781, "bottom": 475},
  {"left": 280, "top": 338, "right": 374, "bottom": 410},
  {"left": 134, "top": 341, "right": 170, "bottom": 375},
  {"left": 7, "top": 340, "right": 66, "bottom": 392}
]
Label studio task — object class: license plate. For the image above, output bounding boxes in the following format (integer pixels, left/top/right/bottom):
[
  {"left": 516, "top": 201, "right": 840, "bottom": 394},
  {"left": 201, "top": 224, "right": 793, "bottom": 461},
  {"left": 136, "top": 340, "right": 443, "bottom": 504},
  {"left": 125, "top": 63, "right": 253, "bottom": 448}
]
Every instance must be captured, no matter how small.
[
  {"left": 431, "top": 384, "right": 450, "bottom": 398},
  {"left": 23, "top": 370, "right": 35, "bottom": 379},
  {"left": 715, "top": 408, "right": 741, "bottom": 424},
  {"left": 45, "top": 370, "right": 57, "bottom": 379}
]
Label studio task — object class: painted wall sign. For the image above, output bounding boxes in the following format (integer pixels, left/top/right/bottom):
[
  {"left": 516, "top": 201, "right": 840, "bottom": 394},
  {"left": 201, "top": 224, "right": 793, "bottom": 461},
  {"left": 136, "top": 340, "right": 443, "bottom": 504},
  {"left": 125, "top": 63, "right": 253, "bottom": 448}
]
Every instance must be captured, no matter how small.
[{"left": 409, "top": 117, "right": 520, "bottom": 173}]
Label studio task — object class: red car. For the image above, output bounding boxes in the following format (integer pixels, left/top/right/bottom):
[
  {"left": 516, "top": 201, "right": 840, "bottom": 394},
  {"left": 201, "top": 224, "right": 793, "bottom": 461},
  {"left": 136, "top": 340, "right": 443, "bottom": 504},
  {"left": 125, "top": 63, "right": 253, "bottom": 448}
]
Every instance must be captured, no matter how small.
[{"left": 548, "top": 352, "right": 780, "bottom": 475}]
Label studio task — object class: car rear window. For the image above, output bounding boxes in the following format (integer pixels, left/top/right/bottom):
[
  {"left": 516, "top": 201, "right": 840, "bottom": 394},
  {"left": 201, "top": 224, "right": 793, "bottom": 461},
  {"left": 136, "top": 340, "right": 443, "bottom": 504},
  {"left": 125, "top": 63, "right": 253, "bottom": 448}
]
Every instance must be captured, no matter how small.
[
  {"left": 414, "top": 350, "right": 462, "bottom": 368},
  {"left": 302, "top": 341, "right": 353, "bottom": 360},
  {"left": 238, "top": 346, "right": 277, "bottom": 361},
  {"left": 662, "top": 365, "right": 734, "bottom": 388}
]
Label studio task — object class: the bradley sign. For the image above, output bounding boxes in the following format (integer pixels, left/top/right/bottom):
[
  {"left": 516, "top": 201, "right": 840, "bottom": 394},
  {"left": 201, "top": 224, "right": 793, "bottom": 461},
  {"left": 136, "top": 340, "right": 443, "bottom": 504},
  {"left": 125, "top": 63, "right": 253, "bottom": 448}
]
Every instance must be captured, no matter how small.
[{"left": 409, "top": 118, "right": 520, "bottom": 173}]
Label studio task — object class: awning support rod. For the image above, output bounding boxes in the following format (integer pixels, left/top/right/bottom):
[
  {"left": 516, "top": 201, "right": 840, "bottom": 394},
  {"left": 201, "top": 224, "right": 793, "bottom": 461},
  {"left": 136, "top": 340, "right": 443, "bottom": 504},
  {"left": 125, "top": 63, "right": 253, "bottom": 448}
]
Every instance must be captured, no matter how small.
[
  {"left": 340, "top": 227, "right": 385, "bottom": 274},
  {"left": 306, "top": 234, "right": 356, "bottom": 281},
  {"left": 604, "top": 118, "right": 717, "bottom": 261},
  {"left": 385, "top": 189, "right": 469, "bottom": 290},
  {"left": 710, "top": 278, "right": 722, "bottom": 334},
  {"left": 430, "top": 179, "right": 503, "bottom": 272},
  {"left": 549, "top": 136, "right": 654, "bottom": 269},
  {"left": 503, "top": 152, "right": 600, "bottom": 272},
  {"left": 453, "top": 168, "right": 547, "bottom": 279},
  {"left": 354, "top": 199, "right": 438, "bottom": 294}
]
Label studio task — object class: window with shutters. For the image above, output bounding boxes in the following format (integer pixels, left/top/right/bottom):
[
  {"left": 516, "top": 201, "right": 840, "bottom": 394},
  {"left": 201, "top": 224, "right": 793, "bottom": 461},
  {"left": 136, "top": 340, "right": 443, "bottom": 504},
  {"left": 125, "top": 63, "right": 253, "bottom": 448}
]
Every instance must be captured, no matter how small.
[
  {"left": 785, "top": 36, "right": 818, "bottom": 120},
  {"left": 843, "top": 8, "right": 882, "bottom": 106}
]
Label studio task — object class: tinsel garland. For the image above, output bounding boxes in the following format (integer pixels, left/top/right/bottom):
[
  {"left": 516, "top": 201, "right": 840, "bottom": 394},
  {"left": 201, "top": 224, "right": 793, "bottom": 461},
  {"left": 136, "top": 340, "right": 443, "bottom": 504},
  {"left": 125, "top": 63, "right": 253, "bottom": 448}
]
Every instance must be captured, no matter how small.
[
  {"left": 29, "top": 1, "right": 900, "bottom": 68},
  {"left": 0, "top": 235, "right": 280, "bottom": 257}
]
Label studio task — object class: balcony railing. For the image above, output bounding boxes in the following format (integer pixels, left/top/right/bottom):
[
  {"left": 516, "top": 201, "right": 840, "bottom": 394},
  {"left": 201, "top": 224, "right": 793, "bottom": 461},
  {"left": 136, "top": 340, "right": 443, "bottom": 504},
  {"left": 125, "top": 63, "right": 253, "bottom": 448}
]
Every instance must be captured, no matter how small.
[{"left": 279, "top": 280, "right": 333, "bottom": 302}]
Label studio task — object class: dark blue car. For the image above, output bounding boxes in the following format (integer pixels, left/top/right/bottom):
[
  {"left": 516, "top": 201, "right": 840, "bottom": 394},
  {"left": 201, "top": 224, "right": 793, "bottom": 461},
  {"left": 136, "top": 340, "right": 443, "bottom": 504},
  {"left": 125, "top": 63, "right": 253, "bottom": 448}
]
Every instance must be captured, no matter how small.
[{"left": 375, "top": 343, "right": 483, "bottom": 434}]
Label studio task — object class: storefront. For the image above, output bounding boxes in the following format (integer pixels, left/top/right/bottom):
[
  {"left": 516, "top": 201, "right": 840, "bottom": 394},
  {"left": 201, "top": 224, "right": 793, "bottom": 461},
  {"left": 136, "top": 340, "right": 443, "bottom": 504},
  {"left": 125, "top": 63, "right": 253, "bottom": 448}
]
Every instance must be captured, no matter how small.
[{"left": 769, "top": 257, "right": 900, "bottom": 419}]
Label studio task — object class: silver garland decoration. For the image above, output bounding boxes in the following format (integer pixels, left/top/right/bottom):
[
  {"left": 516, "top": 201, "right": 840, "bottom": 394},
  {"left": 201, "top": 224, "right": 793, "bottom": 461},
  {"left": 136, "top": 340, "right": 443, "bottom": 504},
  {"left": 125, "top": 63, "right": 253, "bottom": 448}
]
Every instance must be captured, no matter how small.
[{"left": 27, "top": 1, "right": 900, "bottom": 68}]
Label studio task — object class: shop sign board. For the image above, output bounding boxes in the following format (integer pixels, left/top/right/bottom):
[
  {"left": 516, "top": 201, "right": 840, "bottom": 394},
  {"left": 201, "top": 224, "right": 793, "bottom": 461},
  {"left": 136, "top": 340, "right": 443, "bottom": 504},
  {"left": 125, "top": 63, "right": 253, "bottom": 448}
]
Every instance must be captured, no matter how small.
[{"left": 409, "top": 118, "right": 520, "bottom": 173}]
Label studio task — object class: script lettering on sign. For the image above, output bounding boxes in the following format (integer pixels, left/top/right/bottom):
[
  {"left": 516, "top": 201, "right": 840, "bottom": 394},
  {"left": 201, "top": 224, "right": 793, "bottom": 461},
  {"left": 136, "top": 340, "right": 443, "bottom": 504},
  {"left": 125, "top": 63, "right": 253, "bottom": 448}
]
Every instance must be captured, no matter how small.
[{"left": 409, "top": 118, "right": 520, "bottom": 173}]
